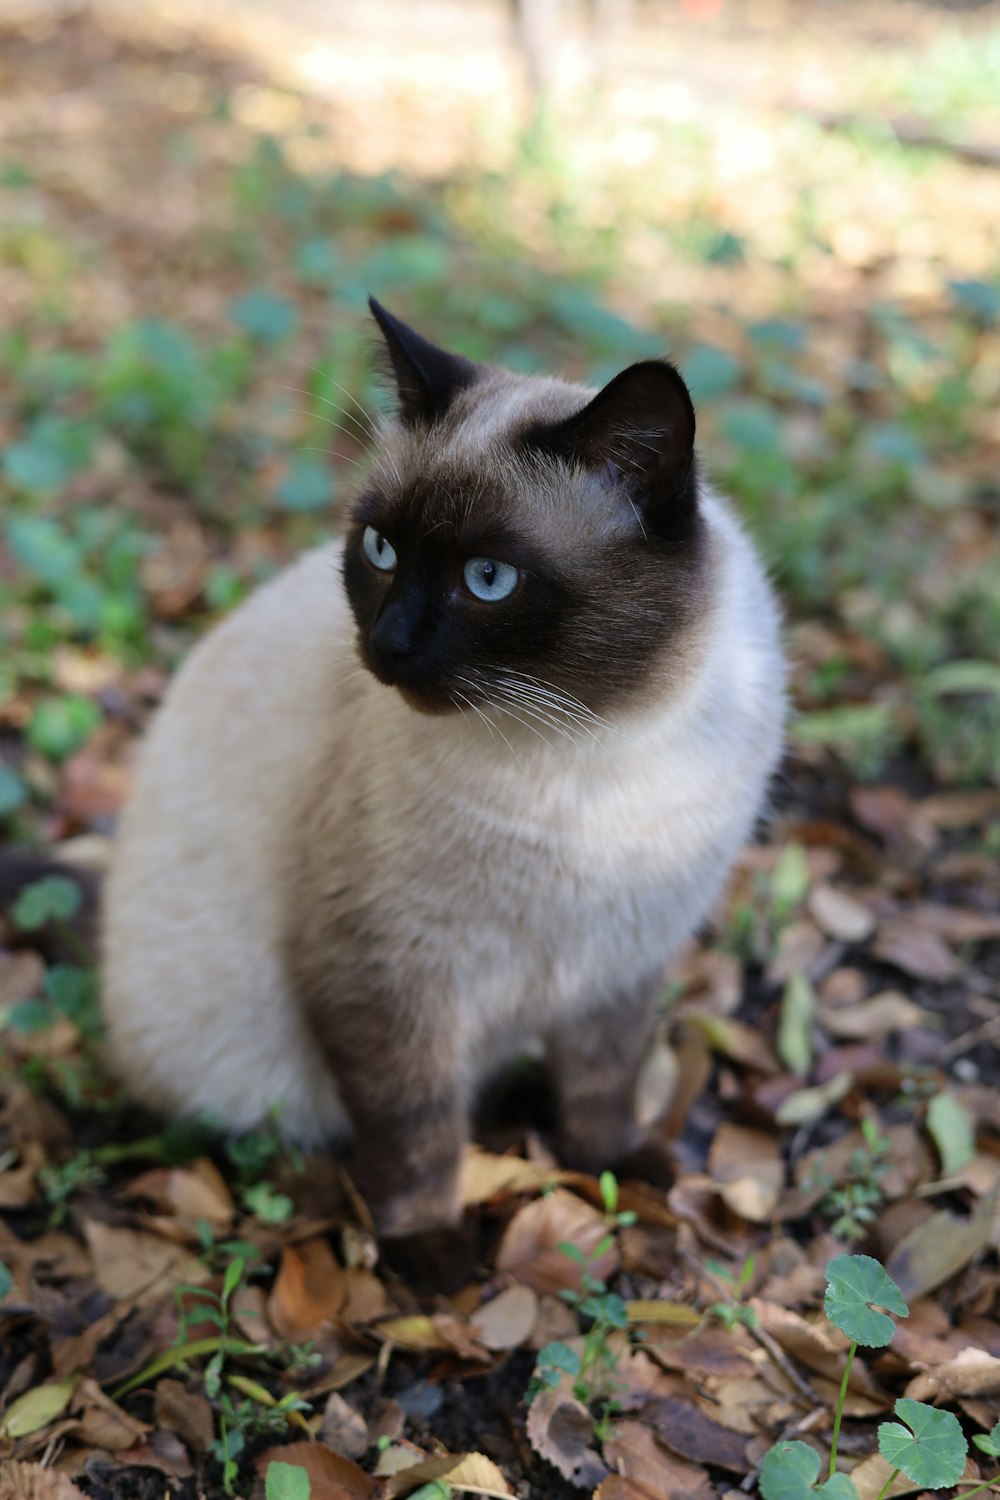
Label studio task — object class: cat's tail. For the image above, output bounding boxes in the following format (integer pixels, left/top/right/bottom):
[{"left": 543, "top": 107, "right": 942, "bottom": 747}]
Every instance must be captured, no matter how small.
[{"left": 0, "top": 848, "right": 102, "bottom": 962}]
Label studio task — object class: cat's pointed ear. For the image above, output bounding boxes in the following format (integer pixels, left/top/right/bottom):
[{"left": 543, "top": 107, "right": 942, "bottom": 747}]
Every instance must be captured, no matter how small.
[
  {"left": 369, "top": 296, "right": 479, "bottom": 427},
  {"left": 525, "top": 360, "right": 697, "bottom": 527}
]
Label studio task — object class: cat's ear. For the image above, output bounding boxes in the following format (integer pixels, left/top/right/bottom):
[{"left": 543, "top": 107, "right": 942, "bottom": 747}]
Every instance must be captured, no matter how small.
[
  {"left": 525, "top": 360, "right": 697, "bottom": 528},
  {"left": 369, "top": 296, "right": 479, "bottom": 427}
]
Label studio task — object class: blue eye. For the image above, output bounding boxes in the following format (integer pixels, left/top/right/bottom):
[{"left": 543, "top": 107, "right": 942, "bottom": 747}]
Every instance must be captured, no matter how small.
[
  {"left": 463, "top": 557, "right": 519, "bottom": 602},
  {"left": 363, "top": 526, "right": 397, "bottom": 572}
]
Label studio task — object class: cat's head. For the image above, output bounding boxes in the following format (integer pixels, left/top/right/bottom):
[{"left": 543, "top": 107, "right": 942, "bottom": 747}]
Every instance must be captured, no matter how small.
[{"left": 342, "top": 297, "right": 711, "bottom": 722}]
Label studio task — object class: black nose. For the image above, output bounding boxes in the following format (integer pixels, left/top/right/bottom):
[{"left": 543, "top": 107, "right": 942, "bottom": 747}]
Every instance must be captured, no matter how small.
[{"left": 369, "top": 604, "right": 415, "bottom": 664}]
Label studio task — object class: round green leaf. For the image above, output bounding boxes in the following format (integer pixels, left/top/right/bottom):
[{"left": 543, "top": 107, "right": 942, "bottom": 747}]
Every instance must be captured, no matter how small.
[
  {"left": 972, "top": 1420, "right": 1000, "bottom": 1458},
  {"left": 0, "top": 1260, "right": 13, "bottom": 1297},
  {"left": 0, "top": 764, "right": 27, "bottom": 817},
  {"left": 878, "top": 1400, "right": 966, "bottom": 1489},
  {"left": 824, "top": 1255, "right": 908, "bottom": 1347},
  {"left": 759, "top": 1441, "right": 859, "bottom": 1500},
  {"left": 13, "top": 876, "right": 83, "bottom": 931},
  {"left": 26, "top": 695, "right": 101, "bottom": 761}
]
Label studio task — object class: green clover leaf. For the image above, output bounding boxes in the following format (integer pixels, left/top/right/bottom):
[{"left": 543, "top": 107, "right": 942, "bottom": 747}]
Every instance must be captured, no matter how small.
[
  {"left": 824, "top": 1255, "right": 908, "bottom": 1347},
  {"left": 13, "top": 876, "right": 83, "bottom": 931},
  {"left": 972, "top": 1420, "right": 1000, "bottom": 1457},
  {"left": 878, "top": 1400, "right": 967, "bottom": 1489},
  {"left": 759, "top": 1442, "right": 859, "bottom": 1500}
]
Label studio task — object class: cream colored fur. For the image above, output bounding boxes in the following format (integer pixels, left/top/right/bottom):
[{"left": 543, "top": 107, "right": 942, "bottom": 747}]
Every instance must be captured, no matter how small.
[{"left": 103, "top": 485, "right": 784, "bottom": 1147}]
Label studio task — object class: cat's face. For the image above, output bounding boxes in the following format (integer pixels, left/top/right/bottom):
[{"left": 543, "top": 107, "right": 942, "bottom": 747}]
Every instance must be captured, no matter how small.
[{"left": 342, "top": 299, "right": 710, "bottom": 721}]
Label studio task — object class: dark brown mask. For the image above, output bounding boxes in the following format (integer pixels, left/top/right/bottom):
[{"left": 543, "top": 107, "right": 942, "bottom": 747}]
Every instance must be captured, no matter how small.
[{"left": 342, "top": 297, "right": 709, "bottom": 720}]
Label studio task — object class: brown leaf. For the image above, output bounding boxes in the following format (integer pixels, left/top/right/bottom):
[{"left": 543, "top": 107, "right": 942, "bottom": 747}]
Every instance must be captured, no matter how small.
[
  {"left": 886, "top": 1198, "right": 996, "bottom": 1301},
  {"left": 122, "top": 1159, "right": 234, "bottom": 1226},
  {"left": 0, "top": 1463, "right": 87, "bottom": 1500},
  {"left": 709, "top": 1124, "right": 784, "bottom": 1222},
  {"left": 269, "top": 1236, "right": 346, "bottom": 1341},
  {"left": 320, "top": 1392, "right": 368, "bottom": 1459},
  {"left": 646, "top": 1395, "right": 749, "bottom": 1471},
  {"left": 689, "top": 1014, "right": 779, "bottom": 1073},
  {"left": 114, "top": 1431, "right": 194, "bottom": 1481},
  {"left": 526, "top": 1389, "right": 608, "bottom": 1488},
  {"left": 753, "top": 1303, "right": 882, "bottom": 1406},
  {"left": 255, "top": 1441, "right": 377, "bottom": 1500},
  {"left": 472, "top": 1284, "right": 539, "bottom": 1350},
  {"left": 154, "top": 1379, "right": 214, "bottom": 1455},
  {"left": 71, "top": 1377, "right": 148, "bottom": 1451},
  {"left": 495, "top": 1189, "right": 618, "bottom": 1295},
  {"left": 383, "top": 1452, "right": 513, "bottom": 1498},
  {"left": 84, "top": 1220, "right": 202, "bottom": 1302},
  {"left": 872, "top": 919, "right": 959, "bottom": 981},
  {"left": 339, "top": 1267, "right": 389, "bottom": 1325},
  {"left": 459, "top": 1146, "right": 553, "bottom": 1206},
  {"left": 807, "top": 885, "right": 875, "bottom": 943},
  {"left": 643, "top": 1324, "right": 756, "bottom": 1379},
  {"left": 603, "top": 1420, "right": 715, "bottom": 1500},
  {"left": 766, "top": 920, "right": 828, "bottom": 985},
  {"left": 906, "top": 1348, "right": 1000, "bottom": 1402},
  {"left": 819, "top": 991, "right": 937, "bottom": 1040},
  {"left": 375, "top": 1313, "right": 488, "bottom": 1361}
]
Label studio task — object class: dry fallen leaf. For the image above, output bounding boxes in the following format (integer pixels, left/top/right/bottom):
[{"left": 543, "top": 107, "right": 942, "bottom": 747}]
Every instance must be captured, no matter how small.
[
  {"left": 0, "top": 1463, "right": 87, "bottom": 1500},
  {"left": 269, "top": 1236, "right": 347, "bottom": 1341},
  {"left": 886, "top": 1198, "right": 996, "bottom": 1301},
  {"left": 807, "top": 883, "right": 875, "bottom": 942},
  {"left": 70, "top": 1376, "right": 148, "bottom": 1451},
  {"left": 471, "top": 1283, "right": 539, "bottom": 1350},
  {"left": 154, "top": 1378, "right": 214, "bottom": 1455},
  {"left": 873, "top": 919, "right": 959, "bottom": 981},
  {"left": 320, "top": 1392, "right": 369, "bottom": 1459},
  {"left": 709, "top": 1123, "right": 784, "bottom": 1222},
  {"left": 526, "top": 1388, "right": 608, "bottom": 1489},
  {"left": 459, "top": 1146, "right": 554, "bottom": 1206},
  {"left": 255, "top": 1441, "right": 377, "bottom": 1500},
  {"left": 906, "top": 1347, "right": 1000, "bottom": 1401},
  {"left": 646, "top": 1394, "right": 749, "bottom": 1471},
  {"left": 603, "top": 1420, "right": 715, "bottom": 1500},
  {"left": 383, "top": 1451, "right": 513, "bottom": 1497},
  {"left": 122, "top": 1159, "right": 235, "bottom": 1226},
  {"left": 819, "top": 990, "right": 937, "bottom": 1040},
  {"left": 495, "top": 1189, "right": 618, "bottom": 1295},
  {"left": 84, "top": 1220, "right": 203, "bottom": 1302},
  {"left": 0, "top": 1376, "right": 79, "bottom": 1439}
]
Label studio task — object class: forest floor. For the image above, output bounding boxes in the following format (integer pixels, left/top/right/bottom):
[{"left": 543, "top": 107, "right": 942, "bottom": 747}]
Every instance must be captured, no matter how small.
[{"left": 0, "top": 4, "right": 999, "bottom": 1498}]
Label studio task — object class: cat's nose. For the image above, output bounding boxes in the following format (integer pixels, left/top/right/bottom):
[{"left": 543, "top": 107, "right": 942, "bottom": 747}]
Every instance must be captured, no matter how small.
[{"left": 369, "top": 603, "right": 416, "bottom": 664}]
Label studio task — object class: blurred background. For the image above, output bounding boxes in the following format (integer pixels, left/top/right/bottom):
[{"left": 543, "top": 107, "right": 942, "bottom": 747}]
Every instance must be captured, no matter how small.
[{"left": 1, "top": 0, "right": 999, "bottom": 848}]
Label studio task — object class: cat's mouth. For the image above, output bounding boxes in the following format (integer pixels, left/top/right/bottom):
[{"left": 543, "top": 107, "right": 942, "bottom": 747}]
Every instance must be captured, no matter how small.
[{"left": 396, "top": 683, "right": 461, "bottom": 717}]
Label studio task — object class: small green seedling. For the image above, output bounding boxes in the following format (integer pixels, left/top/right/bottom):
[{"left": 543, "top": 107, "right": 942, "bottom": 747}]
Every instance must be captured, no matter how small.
[
  {"left": 705, "top": 1254, "right": 759, "bottom": 1331},
  {"left": 759, "top": 1255, "right": 1000, "bottom": 1500},
  {"left": 812, "top": 1119, "right": 891, "bottom": 1243},
  {"left": 528, "top": 1172, "right": 637, "bottom": 1440}
]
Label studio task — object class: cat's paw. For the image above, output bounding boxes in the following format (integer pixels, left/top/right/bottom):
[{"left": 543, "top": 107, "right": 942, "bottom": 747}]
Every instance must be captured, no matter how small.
[{"left": 380, "top": 1222, "right": 480, "bottom": 1294}]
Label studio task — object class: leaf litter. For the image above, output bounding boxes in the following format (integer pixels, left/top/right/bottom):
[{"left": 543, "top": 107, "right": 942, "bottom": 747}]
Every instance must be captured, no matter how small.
[{"left": 0, "top": 4, "right": 999, "bottom": 1499}]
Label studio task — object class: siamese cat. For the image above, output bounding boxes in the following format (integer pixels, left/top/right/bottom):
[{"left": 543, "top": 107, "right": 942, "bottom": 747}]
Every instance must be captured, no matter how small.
[{"left": 102, "top": 298, "right": 785, "bottom": 1253}]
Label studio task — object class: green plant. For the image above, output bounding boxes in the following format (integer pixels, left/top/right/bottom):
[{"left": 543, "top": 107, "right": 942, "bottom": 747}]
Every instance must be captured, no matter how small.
[
  {"left": 38, "top": 1150, "right": 107, "bottom": 1225},
  {"left": 811, "top": 1118, "right": 891, "bottom": 1243},
  {"left": 165, "top": 1254, "right": 315, "bottom": 1494},
  {"left": 528, "top": 1172, "right": 637, "bottom": 1440},
  {"left": 759, "top": 1255, "right": 1000, "bottom": 1500},
  {"left": 704, "top": 1254, "right": 759, "bottom": 1331}
]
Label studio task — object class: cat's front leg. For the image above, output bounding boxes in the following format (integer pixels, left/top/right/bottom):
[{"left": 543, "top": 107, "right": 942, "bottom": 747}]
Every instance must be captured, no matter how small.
[
  {"left": 547, "top": 983, "right": 672, "bottom": 1187},
  {"left": 301, "top": 980, "right": 474, "bottom": 1266}
]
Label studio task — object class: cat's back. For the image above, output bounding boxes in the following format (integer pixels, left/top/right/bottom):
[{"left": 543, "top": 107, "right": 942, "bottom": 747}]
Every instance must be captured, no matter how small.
[{"left": 102, "top": 543, "right": 355, "bottom": 1140}]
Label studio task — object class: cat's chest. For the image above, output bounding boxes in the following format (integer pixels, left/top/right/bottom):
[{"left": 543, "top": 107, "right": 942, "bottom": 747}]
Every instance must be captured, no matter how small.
[{"left": 366, "top": 746, "right": 716, "bottom": 1008}]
